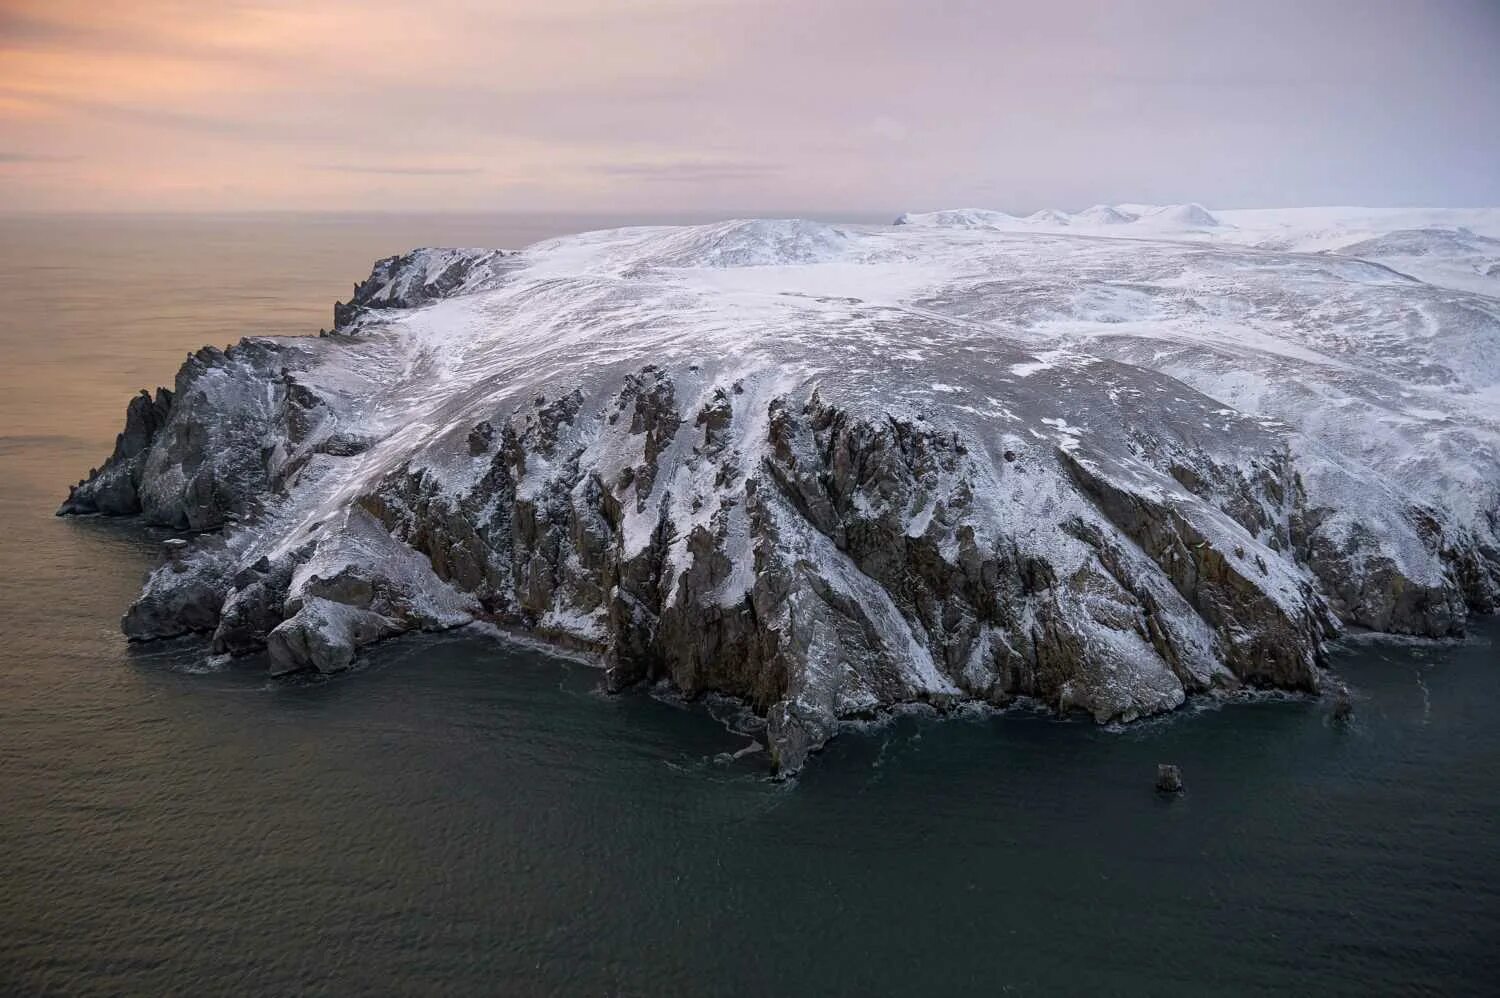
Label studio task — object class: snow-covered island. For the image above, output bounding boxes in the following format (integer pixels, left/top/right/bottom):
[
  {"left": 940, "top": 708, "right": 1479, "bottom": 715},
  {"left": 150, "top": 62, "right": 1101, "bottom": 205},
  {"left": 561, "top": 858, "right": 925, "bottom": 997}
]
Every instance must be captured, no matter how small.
[{"left": 61, "top": 205, "right": 1500, "bottom": 774}]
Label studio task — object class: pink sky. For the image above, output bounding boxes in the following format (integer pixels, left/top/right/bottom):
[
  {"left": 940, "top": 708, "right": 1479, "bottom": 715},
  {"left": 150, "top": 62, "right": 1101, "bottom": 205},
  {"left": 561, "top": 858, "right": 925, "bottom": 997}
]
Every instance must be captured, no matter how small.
[{"left": 2, "top": 0, "right": 1498, "bottom": 212}]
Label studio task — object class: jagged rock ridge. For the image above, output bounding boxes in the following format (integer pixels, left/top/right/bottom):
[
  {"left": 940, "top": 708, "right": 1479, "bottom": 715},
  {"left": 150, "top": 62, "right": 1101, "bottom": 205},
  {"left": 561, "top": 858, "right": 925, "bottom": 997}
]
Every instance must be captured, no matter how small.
[{"left": 61, "top": 211, "right": 1500, "bottom": 774}]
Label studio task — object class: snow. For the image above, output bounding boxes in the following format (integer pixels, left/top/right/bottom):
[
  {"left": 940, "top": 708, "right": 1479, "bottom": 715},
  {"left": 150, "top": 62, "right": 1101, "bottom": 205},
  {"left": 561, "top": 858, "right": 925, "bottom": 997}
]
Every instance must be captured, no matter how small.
[
  {"left": 1009, "top": 349, "right": 1074, "bottom": 377},
  {"left": 894, "top": 202, "right": 1500, "bottom": 295},
  {"left": 894, "top": 208, "right": 1016, "bottom": 229},
  {"left": 1134, "top": 203, "right": 1223, "bottom": 228},
  {"left": 192, "top": 207, "right": 1498, "bottom": 703}
]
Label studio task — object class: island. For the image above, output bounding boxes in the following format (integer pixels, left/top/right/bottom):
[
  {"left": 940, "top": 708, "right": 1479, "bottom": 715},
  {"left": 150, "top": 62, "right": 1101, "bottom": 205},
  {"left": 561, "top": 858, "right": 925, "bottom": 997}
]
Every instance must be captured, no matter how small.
[{"left": 60, "top": 205, "right": 1500, "bottom": 774}]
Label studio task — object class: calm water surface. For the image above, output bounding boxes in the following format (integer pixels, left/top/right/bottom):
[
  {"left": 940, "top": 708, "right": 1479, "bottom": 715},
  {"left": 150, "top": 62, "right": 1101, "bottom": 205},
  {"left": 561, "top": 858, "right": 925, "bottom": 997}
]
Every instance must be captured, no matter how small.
[{"left": 1, "top": 214, "right": 1497, "bottom": 996}]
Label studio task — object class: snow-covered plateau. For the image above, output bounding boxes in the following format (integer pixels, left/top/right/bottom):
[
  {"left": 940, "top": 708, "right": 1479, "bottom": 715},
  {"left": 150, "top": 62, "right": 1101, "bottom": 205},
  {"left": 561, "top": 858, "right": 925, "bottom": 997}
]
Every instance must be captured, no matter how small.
[{"left": 61, "top": 205, "right": 1500, "bottom": 773}]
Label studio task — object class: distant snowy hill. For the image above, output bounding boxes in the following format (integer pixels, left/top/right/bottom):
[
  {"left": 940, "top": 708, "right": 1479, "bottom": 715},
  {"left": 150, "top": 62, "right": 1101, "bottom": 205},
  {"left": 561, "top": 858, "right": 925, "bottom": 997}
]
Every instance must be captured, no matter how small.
[
  {"left": 898, "top": 201, "right": 1224, "bottom": 233},
  {"left": 900, "top": 202, "right": 1500, "bottom": 295},
  {"left": 64, "top": 206, "right": 1500, "bottom": 773}
]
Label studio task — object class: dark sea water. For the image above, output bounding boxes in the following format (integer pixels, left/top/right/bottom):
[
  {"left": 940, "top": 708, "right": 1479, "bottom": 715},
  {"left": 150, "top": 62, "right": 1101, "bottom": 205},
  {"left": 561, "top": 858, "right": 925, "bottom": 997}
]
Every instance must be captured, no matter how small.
[{"left": 2, "top": 213, "right": 1498, "bottom": 997}]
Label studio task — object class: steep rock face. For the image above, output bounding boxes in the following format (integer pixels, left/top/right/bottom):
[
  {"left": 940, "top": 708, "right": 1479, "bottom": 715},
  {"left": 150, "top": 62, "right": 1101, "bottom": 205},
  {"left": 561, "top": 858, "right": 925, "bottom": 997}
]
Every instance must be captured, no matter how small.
[
  {"left": 61, "top": 339, "right": 308, "bottom": 530},
  {"left": 331, "top": 247, "right": 516, "bottom": 329},
  {"left": 61, "top": 218, "right": 1500, "bottom": 774},
  {"left": 60, "top": 388, "right": 173, "bottom": 516}
]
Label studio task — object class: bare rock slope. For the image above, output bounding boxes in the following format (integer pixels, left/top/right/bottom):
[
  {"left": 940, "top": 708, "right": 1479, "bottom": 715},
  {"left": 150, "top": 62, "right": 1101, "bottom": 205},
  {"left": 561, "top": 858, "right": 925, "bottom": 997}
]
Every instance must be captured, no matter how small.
[{"left": 62, "top": 214, "right": 1500, "bottom": 773}]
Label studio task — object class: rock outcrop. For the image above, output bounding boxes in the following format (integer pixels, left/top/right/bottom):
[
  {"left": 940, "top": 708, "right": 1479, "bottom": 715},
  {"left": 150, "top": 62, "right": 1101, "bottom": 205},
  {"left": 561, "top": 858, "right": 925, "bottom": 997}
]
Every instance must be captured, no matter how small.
[
  {"left": 60, "top": 214, "right": 1500, "bottom": 774},
  {"left": 331, "top": 246, "right": 515, "bottom": 329},
  {"left": 60, "top": 388, "right": 173, "bottom": 516}
]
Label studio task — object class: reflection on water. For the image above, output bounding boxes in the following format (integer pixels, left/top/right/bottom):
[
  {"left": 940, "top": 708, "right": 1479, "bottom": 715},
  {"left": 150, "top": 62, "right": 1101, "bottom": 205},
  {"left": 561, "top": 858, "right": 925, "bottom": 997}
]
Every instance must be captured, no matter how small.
[{"left": 2, "top": 214, "right": 1497, "bottom": 996}]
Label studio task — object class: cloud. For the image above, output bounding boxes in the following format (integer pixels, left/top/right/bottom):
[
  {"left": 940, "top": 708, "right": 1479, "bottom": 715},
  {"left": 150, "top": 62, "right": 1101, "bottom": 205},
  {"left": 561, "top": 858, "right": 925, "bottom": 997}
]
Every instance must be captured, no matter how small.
[
  {"left": 0, "top": 151, "right": 76, "bottom": 163},
  {"left": 0, "top": 0, "right": 1497, "bottom": 211},
  {"left": 595, "top": 160, "right": 784, "bottom": 183},
  {"left": 860, "top": 116, "right": 909, "bottom": 143},
  {"left": 0, "top": 8, "right": 77, "bottom": 45},
  {"left": 312, "top": 163, "right": 485, "bottom": 176},
  {"left": 2, "top": 91, "right": 257, "bottom": 134}
]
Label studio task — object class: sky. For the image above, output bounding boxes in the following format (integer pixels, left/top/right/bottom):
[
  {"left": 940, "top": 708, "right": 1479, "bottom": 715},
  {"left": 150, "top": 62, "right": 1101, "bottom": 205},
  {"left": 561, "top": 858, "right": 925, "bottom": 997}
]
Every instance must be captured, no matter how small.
[{"left": 1, "top": 0, "right": 1498, "bottom": 214}]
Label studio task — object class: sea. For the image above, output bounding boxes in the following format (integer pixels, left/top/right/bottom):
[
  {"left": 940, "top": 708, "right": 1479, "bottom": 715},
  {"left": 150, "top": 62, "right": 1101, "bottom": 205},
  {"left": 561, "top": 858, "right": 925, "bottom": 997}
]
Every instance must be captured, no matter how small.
[{"left": 1, "top": 212, "right": 1497, "bottom": 996}]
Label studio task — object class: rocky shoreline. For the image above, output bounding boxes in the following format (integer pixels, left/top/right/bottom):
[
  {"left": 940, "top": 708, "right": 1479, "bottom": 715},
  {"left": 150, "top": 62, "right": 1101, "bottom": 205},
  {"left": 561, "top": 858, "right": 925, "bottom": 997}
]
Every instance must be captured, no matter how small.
[{"left": 60, "top": 215, "right": 1500, "bottom": 773}]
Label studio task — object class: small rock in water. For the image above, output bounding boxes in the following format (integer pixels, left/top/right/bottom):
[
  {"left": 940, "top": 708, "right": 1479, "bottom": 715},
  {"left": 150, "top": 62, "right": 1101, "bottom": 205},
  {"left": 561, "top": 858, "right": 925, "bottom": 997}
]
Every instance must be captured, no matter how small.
[
  {"left": 1156, "top": 763, "right": 1184, "bottom": 793},
  {"left": 1331, "top": 689, "right": 1354, "bottom": 723}
]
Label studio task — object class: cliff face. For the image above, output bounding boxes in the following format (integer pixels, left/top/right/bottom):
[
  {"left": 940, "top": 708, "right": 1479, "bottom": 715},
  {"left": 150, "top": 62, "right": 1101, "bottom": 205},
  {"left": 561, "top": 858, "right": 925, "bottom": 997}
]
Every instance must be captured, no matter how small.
[{"left": 60, "top": 215, "right": 1500, "bottom": 774}]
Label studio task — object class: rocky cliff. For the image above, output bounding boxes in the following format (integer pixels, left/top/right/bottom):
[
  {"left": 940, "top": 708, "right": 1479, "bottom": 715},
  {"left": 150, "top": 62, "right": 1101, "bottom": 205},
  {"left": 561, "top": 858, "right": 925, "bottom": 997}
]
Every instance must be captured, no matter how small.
[{"left": 61, "top": 214, "right": 1500, "bottom": 774}]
